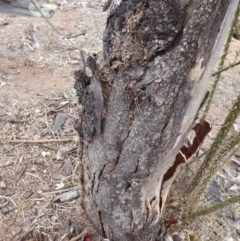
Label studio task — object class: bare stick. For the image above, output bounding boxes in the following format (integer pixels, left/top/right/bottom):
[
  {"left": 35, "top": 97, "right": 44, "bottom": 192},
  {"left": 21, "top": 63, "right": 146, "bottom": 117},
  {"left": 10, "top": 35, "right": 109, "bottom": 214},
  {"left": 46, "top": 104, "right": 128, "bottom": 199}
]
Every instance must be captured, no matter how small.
[
  {"left": 16, "top": 161, "right": 29, "bottom": 181},
  {"left": 30, "top": 0, "right": 86, "bottom": 39},
  {"left": 0, "top": 195, "right": 17, "bottom": 207},
  {"left": 212, "top": 60, "right": 240, "bottom": 76},
  {"left": 69, "top": 229, "right": 88, "bottom": 241},
  {"left": 1, "top": 139, "right": 72, "bottom": 144},
  {"left": 42, "top": 186, "right": 80, "bottom": 195}
]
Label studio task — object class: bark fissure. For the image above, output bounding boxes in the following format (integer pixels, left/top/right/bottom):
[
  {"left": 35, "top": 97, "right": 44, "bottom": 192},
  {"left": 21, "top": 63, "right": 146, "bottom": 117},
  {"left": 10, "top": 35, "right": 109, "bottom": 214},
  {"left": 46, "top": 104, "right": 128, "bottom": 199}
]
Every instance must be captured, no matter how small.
[{"left": 98, "top": 211, "right": 107, "bottom": 238}]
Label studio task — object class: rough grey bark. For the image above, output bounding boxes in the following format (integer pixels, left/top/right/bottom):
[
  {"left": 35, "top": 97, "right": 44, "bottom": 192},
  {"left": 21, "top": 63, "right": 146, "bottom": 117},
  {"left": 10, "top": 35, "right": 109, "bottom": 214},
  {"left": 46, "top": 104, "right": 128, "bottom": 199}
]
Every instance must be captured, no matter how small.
[{"left": 74, "top": 0, "right": 232, "bottom": 240}]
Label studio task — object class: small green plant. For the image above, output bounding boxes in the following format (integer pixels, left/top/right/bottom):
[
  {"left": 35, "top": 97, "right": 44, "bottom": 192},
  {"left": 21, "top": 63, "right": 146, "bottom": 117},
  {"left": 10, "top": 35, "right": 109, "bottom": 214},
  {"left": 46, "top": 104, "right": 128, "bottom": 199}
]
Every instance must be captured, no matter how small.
[
  {"left": 187, "top": 95, "right": 240, "bottom": 197},
  {"left": 192, "top": 193, "right": 240, "bottom": 218},
  {"left": 185, "top": 1, "right": 240, "bottom": 214},
  {"left": 203, "top": 0, "right": 240, "bottom": 119}
]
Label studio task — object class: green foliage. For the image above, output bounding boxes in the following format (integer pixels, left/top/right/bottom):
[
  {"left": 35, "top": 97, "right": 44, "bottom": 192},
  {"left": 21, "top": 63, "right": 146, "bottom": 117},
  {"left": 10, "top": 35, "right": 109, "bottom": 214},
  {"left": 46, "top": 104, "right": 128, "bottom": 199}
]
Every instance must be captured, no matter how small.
[
  {"left": 194, "top": 131, "right": 240, "bottom": 202},
  {"left": 192, "top": 194, "right": 240, "bottom": 217}
]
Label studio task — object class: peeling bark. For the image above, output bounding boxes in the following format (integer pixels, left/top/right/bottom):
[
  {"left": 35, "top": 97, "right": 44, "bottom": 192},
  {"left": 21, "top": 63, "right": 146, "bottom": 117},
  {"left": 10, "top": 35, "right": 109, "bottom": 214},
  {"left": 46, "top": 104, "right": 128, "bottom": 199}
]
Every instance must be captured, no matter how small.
[{"left": 74, "top": 0, "right": 234, "bottom": 240}]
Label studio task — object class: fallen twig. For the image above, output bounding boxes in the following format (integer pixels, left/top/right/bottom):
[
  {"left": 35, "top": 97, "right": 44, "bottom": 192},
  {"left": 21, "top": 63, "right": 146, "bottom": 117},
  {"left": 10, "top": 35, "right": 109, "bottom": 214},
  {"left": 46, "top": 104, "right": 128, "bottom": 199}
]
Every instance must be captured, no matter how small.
[
  {"left": 42, "top": 186, "right": 80, "bottom": 195},
  {"left": 70, "top": 230, "right": 88, "bottom": 241},
  {"left": 18, "top": 227, "right": 35, "bottom": 241},
  {"left": 0, "top": 163, "right": 14, "bottom": 168},
  {"left": 212, "top": 60, "right": 240, "bottom": 76},
  {"left": 0, "top": 201, "right": 8, "bottom": 208},
  {"left": 53, "top": 187, "right": 80, "bottom": 203},
  {"left": 17, "top": 161, "right": 29, "bottom": 181},
  {"left": 1, "top": 139, "right": 72, "bottom": 144},
  {"left": 0, "top": 116, "right": 28, "bottom": 123},
  {"left": 30, "top": 0, "right": 86, "bottom": 39},
  {"left": 0, "top": 195, "right": 17, "bottom": 207},
  {"left": 2, "top": 142, "right": 25, "bottom": 154}
]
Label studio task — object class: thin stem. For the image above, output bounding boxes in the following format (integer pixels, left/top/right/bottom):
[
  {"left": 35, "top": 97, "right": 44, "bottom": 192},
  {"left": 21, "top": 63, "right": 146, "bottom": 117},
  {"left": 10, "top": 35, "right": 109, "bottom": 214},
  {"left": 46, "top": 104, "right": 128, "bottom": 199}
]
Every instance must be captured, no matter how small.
[
  {"left": 187, "top": 94, "right": 240, "bottom": 194},
  {"left": 202, "top": 1, "right": 240, "bottom": 119},
  {"left": 194, "top": 132, "right": 240, "bottom": 201},
  {"left": 212, "top": 60, "right": 240, "bottom": 76},
  {"left": 192, "top": 194, "right": 240, "bottom": 217},
  {"left": 30, "top": 0, "right": 86, "bottom": 39}
]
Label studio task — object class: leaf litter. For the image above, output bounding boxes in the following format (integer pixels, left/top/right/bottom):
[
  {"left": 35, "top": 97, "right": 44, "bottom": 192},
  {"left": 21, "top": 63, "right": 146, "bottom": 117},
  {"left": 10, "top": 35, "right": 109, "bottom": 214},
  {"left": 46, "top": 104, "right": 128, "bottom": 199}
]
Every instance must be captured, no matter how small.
[
  {"left": 0, "top": 0, "right": 107, "bottom": 240},
  {"left": 0, "top": 88, "right": 84, "bottom": 240}
]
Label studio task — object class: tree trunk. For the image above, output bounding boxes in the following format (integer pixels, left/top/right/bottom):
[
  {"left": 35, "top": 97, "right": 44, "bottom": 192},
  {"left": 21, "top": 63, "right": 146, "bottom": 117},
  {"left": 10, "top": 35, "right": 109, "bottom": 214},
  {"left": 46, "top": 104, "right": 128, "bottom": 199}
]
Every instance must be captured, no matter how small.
[{"left": 74, "top": 0, "right": 236, "bottom": 240}]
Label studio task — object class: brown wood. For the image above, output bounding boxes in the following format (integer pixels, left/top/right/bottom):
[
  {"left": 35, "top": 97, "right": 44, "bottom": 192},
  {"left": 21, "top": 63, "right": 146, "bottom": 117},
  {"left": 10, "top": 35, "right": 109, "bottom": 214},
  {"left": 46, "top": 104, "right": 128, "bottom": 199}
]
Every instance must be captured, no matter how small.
[{"left": 73, "top": 0, "right": 236, "bottom": 240}]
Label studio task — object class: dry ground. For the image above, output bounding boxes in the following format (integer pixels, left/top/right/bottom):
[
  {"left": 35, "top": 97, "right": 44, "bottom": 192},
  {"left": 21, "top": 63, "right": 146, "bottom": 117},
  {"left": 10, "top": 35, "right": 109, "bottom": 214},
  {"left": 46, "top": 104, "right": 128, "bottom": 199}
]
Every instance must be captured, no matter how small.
[
  {"left": 0, "top": 1, "right": 240, "bottom": 241},
  {"left": 0, "top": 1, "right": 106, "bottom": 240}
]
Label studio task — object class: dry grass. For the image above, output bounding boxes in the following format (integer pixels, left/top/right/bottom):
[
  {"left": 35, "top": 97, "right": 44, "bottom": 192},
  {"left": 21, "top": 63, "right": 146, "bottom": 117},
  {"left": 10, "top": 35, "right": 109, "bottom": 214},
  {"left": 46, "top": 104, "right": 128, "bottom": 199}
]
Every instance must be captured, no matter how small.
[
  {"left": 0, "top": 1, "right": 106, "bottom": 240},
  {"left": 0, "top": 0, "right": 106, "bottom": 69},
  {"left": 0, "top": 89, "right": 84, "bottom": 240}
]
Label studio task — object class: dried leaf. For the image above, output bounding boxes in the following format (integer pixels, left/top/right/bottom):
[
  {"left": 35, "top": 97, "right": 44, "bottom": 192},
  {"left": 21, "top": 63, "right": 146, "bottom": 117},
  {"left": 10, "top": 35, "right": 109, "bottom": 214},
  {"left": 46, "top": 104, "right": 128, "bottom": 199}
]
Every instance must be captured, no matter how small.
[
  {"left": 229, "top": 184, "right": 239, "bottom": 191},
  {"left": 52, "top": 113, "right": 67, "bottom": 133},
  {"left": 62, "top": 213, "right": 82, "bottom": 236},
  {"left": 55, "top": 182, "right": 65, "bottom": 190},
  {"left": 63, "top": 158, "right": 73, "bottom": 176},
  {"left": 164, "top": 218, "right": 178, "bottom": 232},
  {"left": 207, "top": 180, "right": 221, "bottom": 203},
  {"left": 56, "top": 146, "right": 69, "bottom": 160},
  {"left": 23, "top": 216, "right": 31, "bottom": 232},
  {"left": 172, "top": 234, "right": 182, "bottom": 241},
  {"left": 231, "top": 157, "right": 240, "bottom": 165},
  {"left": 41, "top": 151, "right": 51, "bottom": 157},
  {"left": 0, "top": 18, "right": 9, "bottom": 26},
  {"left": 0, "top": 201, "right": 8, "bottom": 208},
  {"left": 0, "top": 181, "right": 6, "bottom": 189},
  {"left": 234, "top": 116, "right": 240, "bottom": 131},
  {"left": 53, "top": 187, "right": 80, "bottom": 202}
]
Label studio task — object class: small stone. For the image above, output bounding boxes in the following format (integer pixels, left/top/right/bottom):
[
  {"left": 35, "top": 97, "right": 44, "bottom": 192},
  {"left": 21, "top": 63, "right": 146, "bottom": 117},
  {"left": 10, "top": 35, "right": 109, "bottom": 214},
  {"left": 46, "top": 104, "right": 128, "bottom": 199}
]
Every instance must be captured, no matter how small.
[
  {"left": 1, "top": 207, "right": 10, "bottom": 215},
  {"left": 234, "top": 116, "right": 240, "bottom": 131},
  {"left": 235, "top": 152, "right": 240, "bottom": 159},
  {"left": 41, "top": 151, "right": 51, "bottom": 158},
  {"left": 172, "top": 234, "right": 182, "bottom": 241},
  {"left": 32, "top": 206, "right": 38, "bottom": 216},
  {"left": 0, "top": 18, "right": 9, "bottom": 26},
  {"left": 0, "top": 181, "right": 6, "bottom": 189},
  {"left": 56, "top": 146, "right": 68, "bottom": 160},
  {"left": 51, "top": 215, "right": 58, "bottom": 222},
  {"left": 52, "top": 113, "right": 67, "bottom": 133},
  {"left": 63, "top": 158, "right": 73, "bottom": 176},
  {"left": 0, "top": 201, "right": 8, "bottom": 208},
  {"left": 23, "top": 216, "right": 31, "bottom": 231},
  {"left": 42, "top": 184, "right": 50, "bottom": 191},
  {"left": 207, "top": 180, "right": 221, "bottom": 203}
]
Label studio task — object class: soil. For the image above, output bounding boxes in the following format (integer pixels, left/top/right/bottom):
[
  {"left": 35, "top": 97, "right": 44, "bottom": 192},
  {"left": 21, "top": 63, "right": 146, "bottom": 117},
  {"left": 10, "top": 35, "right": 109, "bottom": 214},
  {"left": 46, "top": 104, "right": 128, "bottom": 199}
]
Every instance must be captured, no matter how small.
[
  {"left": 0, "top": 1, "right": 240, "bottom": 241},
  {"left": 0, "top": 1, "right": 106, "bottom": 240}
]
